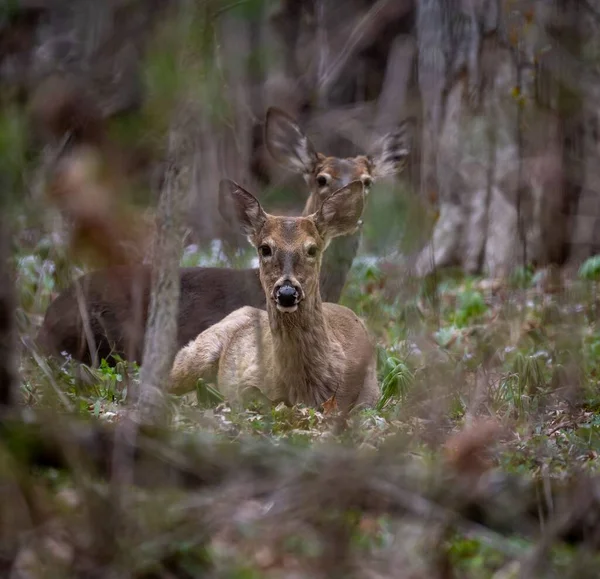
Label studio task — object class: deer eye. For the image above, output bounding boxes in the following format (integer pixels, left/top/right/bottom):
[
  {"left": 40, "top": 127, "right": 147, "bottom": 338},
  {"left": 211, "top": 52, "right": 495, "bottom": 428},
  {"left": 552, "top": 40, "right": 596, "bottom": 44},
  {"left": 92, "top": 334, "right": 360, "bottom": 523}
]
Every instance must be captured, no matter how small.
[
  {"left": 316, "top": 174, "right": 331, "bottom": 188},
  {"left": 258, "top": 244, "right": 272, "bottom": 258},
  {"left": 307, "top": 245, "right": 318, "bottom": 257}
]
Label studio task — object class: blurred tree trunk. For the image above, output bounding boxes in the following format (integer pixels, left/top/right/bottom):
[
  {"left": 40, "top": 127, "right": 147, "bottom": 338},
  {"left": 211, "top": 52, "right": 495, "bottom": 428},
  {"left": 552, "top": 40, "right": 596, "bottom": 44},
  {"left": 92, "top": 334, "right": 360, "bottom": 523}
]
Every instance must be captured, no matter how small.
[
  {"left": 136, "top": 118, "right": 192, "bottom": 425},
  {"left": 412, "top": 0, "right": 574, "bottom": 277},
  {"left": 565, "top": 0, "right": 600, "bottom": 265}
]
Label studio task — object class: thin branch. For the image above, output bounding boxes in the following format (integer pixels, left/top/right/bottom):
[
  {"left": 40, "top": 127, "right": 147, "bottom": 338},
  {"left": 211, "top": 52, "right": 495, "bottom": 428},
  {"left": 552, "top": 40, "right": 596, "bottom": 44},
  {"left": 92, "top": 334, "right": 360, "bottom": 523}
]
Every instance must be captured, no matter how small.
[
  {"left": 73, "top": 276, "right": 98, "bottom": 368},
  {"left": 319, "top": 0, "right": 413, "bottom": 97}
]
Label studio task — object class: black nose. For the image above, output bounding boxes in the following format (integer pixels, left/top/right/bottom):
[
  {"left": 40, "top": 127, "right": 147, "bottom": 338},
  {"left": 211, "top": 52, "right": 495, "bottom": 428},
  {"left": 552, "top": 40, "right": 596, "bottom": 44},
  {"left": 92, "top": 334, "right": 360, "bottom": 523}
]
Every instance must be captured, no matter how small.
[{"left": 275, "top": 283, "right": 300, "bottom": 308}]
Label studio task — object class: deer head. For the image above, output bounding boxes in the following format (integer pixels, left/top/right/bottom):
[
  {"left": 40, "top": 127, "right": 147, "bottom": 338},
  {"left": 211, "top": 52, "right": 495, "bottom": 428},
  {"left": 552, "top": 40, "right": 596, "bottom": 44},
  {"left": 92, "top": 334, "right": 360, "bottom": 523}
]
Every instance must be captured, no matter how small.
[
  {"left": 264, "top": 107, "right": 412, "bottom": 214},
  {"left": 219, "top": 179, "right": 365, "bottom": 313}
]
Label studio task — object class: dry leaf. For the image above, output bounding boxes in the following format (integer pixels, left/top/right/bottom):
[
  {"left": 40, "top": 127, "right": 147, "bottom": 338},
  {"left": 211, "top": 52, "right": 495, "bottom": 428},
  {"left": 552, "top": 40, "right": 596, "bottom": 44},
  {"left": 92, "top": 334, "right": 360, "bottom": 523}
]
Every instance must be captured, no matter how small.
[{"left": 322, "top": 395, "right": 338, "bottom": 415}]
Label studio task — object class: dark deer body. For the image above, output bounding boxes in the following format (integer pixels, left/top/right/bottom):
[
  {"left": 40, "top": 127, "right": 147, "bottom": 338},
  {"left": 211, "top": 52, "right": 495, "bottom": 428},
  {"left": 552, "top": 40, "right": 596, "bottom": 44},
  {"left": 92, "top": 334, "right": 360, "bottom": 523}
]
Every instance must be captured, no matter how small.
[
  {"left": 36, "top": 266, "right": 264, "bottom": 364},
  {"left": 37, "top": 107, "right": 411, "bottom": 365}
]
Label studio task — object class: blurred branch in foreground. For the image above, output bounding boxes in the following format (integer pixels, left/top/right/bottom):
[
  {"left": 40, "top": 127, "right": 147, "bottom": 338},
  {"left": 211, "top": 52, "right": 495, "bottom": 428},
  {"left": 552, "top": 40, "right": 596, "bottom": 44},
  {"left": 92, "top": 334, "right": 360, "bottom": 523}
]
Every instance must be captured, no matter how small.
[
  {"left": 0, "top": 99, "right": 26, "bottom": 408},
  {"left": 30, "top": 76, "right": 154, "bottom": 271},
  {"left": 0, "top": 409, "right": 598, "bottom": 577},
  {"left": 0, "top": 213, "right": 17, "bottom": 408}
]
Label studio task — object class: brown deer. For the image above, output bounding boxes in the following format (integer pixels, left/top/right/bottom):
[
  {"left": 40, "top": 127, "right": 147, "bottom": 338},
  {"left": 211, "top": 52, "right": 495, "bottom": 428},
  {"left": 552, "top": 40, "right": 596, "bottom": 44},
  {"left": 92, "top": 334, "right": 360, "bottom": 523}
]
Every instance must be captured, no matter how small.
[
  {"left": 170, "top": 179, "right": 379, "bottom": 410},
  {"left": 265, "top": 107, "right": 412, "bottom": 303},
  {"left": 36, "top": 106, "right": 411, "bottom": 365}
]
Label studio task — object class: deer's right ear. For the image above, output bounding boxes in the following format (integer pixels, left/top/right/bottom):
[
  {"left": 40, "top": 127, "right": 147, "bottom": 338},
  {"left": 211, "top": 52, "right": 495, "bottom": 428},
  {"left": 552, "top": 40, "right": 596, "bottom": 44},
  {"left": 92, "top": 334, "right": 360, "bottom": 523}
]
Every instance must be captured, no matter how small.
[
  {"left": 265, "top": 107, "right": 319, "bottom": 176},
  {"left": 369, "top": 117, "right": 414, "bottom": 179},
  {"left": 219, "top": 180, "right": 266, "bottom": 242},
  {"left": 313, "top": 181, "right": 365, "bottom": 243}
]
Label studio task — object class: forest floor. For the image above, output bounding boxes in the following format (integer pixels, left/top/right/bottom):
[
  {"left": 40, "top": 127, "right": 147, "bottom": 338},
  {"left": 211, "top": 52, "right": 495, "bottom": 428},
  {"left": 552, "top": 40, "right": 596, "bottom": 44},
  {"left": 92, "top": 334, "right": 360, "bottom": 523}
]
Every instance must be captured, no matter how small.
[{"left": 9, "top": 238, "right": 600, "bottom": 578}]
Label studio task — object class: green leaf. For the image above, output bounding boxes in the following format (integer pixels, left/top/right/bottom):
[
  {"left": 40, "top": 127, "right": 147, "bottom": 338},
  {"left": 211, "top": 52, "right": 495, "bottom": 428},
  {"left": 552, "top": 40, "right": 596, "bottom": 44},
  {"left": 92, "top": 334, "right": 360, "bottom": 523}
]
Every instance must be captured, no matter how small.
[{"left": 579, "top": 255, "right": 600, "bottom": 281}]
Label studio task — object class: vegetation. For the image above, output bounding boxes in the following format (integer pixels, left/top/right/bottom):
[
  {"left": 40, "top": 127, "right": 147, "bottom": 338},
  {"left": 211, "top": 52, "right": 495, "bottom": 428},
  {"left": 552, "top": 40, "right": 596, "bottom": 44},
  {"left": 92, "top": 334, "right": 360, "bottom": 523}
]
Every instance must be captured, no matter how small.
[
  {"left": 3, "top": 0, "right": 600, "bottom": 576},
  {"left": 7, "top": 229, "right": 600, "bottom": 577}
]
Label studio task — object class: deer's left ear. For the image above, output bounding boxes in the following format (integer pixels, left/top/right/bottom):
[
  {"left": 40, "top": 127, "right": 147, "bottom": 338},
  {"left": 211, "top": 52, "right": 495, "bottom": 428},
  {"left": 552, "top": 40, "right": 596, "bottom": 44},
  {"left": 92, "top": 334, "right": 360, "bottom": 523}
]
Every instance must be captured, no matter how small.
[
  {"left": 368, "top": 117, "right": 414, "bottom": 179},
  {"left": 312, "top": 180, "right": 365, "bottom": 241},
  {"left": 218, "top": 179, "right": 267, "bottom": 243},
  {"left": 264, "top": 107, "right": 320, "bottom": 176}
]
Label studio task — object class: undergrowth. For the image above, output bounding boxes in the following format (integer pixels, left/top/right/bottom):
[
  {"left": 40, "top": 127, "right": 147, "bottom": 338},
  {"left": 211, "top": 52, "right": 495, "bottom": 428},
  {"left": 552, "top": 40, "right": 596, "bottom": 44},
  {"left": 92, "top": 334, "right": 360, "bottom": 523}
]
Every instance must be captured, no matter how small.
[{"left": 9, "top": 235, "right": 600, "bottom": 577}]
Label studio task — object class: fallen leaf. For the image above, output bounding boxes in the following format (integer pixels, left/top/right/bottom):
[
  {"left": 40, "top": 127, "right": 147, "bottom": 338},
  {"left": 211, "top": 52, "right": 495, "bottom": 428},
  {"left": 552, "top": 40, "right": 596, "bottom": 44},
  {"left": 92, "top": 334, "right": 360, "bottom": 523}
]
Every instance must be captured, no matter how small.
[{"left": 322, "top": 395, "right": 338, "bottom": 415}]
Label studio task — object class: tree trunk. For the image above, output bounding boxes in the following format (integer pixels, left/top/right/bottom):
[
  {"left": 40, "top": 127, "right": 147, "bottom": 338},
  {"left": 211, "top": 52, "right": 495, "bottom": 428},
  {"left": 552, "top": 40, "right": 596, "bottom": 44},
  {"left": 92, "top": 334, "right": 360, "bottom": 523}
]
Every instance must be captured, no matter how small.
[
  {"left": 137, "top": 129, "right": 191, "bottom": 425},
  {"left": 412, "top": 0, "right": 573, "bottom": 278}
]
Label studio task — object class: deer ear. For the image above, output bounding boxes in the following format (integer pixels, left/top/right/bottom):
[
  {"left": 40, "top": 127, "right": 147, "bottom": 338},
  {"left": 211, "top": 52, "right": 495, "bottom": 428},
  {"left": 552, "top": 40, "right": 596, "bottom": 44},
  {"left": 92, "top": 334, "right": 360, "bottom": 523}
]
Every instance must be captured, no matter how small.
[
  {"left": 368, "top": 117, "right": 414, "bottom": 179},
  {"left": 265, "top": 107, "right": 319, "bottom": 176},
  {"left": 313, "top": 181, "right": 365, "bottom": 242},
  {"left": 219, "top": 179, "right": 266, "bottom": 242}
]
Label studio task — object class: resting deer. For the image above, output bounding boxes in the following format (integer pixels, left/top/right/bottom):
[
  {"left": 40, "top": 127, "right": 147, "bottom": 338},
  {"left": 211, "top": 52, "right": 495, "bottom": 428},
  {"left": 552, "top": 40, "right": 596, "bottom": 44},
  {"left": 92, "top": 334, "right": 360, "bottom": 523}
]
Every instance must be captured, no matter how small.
[
  {"left": 37, "top": 105, "right": 411, "bottom": 365},
  {"left": 170, "top": 179, "right": 379, "bottom": 410}
]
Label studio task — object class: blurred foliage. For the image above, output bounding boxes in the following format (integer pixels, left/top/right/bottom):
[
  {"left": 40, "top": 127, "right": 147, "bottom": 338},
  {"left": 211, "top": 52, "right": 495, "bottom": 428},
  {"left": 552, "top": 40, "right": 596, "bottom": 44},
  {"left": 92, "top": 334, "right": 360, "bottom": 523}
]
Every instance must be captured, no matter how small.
[
  {"left": 143, "top": 0, "right": 232, "bottom": 141},
  {"left": 0, "top": 104, "right": 28, "bottom": 207},
  {"left": 579, "top": 255, "right": 600, "bottom": 282}
]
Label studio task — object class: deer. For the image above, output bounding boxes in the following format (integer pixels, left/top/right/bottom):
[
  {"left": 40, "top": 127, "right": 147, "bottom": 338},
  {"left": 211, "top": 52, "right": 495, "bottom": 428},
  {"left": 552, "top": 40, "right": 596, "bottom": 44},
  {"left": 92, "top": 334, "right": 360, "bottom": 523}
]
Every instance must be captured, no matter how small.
[
  {"left": 36, "top": 104, "right": 412, "bottom": 366},
  {"left": 265, "top": 107, "right": 412, "bottom": 304},
  {"left": 169, "top": 179, "right": 379, "bottom": 410}
]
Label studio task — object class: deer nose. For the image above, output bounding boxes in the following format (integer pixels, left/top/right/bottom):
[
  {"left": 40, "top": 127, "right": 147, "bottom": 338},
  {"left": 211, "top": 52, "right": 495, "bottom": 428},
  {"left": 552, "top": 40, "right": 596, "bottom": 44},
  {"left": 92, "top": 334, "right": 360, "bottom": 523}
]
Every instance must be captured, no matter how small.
[{"left": 274, "top": 281, "right": 301, "bottom": 309}]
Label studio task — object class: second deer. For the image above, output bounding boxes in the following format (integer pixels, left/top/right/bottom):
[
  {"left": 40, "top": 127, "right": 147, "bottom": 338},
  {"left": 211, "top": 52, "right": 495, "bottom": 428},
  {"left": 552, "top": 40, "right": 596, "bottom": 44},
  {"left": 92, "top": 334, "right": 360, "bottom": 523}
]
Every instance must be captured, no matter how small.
[
  {"left": 37, "top": 106, "right": 411, "bottom": 365},
  {"left": 170, "top": 179, "right": 379, "bottom": 410}
]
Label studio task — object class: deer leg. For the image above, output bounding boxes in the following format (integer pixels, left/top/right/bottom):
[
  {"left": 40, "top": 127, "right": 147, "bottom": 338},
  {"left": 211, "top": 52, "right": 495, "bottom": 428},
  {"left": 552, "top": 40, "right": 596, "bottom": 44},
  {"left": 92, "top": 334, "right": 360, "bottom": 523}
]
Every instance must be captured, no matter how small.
[
  {"left": 169, "top": 306, "right": 256, "bottom": 396},
  {"left": 169, "top": 327, "right": 225, "bottom": 396}
]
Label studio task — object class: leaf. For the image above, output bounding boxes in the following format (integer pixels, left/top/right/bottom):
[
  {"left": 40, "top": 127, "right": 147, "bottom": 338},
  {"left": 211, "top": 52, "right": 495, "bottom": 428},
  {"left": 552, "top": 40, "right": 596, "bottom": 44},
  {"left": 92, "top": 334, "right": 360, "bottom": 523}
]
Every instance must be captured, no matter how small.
[
  {"left": 579, "top": 255, "right": 600, "bottom": 281},
  {"left": 322, "top": 395, "right": 338, "bottom": 415},
  {"left": 377, "top": 358, "right": 414, "bottom": 410},
  {"left": 195, "top": 380, "right": 224, "bottom": 408}
]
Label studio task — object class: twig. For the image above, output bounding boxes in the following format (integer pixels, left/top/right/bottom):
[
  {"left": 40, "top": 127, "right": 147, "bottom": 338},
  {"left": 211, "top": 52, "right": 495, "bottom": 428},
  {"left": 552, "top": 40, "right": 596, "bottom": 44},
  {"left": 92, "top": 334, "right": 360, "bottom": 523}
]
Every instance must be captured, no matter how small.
[{"left": 73, "top": 276, "right": 98, "bottom": 368}]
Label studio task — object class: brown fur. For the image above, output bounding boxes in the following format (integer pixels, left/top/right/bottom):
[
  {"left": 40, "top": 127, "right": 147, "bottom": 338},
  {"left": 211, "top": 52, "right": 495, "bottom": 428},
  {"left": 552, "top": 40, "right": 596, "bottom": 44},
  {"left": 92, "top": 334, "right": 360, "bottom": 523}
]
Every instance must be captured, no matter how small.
[
  {"left": 36, "top": 266, "right": 264, "bottom": 364},
  {"left": 170, "top": 180, "right": 379, "bottom": 411},
  {"left": 36, "top": 103, "right": 411, "bottom": 365}
]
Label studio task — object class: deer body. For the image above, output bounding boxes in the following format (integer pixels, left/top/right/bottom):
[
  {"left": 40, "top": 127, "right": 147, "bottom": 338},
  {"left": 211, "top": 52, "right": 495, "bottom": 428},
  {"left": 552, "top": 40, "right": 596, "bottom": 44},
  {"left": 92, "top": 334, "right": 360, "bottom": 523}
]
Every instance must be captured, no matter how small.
[
  {"left": 170, "top": 180, "right": 379, "bottom": 411},
  {"left": 37, "top": 106, "right": 410, "bottom": 365},
  {"left": 36, "top": 266, "right": 263, "bottom": 364},
  {"left": 172, "top": 303, "right": 377, "bottom": 409}
]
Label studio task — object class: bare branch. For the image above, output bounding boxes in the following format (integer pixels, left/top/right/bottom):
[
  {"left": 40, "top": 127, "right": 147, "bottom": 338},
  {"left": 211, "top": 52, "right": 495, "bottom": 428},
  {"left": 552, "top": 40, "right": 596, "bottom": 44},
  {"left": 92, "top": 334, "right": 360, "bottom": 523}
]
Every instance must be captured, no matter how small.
[{"left": 318, "top": 0, "right": 413, "bottom": 97}]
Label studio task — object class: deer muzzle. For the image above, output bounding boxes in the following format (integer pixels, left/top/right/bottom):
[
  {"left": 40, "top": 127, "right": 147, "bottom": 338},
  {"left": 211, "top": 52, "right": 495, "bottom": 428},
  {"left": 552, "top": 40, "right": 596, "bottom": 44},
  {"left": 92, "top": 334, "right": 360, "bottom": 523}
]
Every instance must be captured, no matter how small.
[{"left": 274, "top": 280, "right": 302, "bottom": 312}]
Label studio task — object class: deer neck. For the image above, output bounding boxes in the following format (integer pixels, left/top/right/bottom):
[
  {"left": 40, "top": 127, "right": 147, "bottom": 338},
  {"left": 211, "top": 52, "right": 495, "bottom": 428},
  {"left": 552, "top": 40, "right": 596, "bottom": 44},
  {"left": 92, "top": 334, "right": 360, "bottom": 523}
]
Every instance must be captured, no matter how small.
[
  {"left": 267, "top": 291, "right": 328, "bottom": 342},
  {"left": 319, "top": 232, "right": 360, "bottom": 303},
  {"left": 266, "top": 291, "right": 339, "bottom": 406}
]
